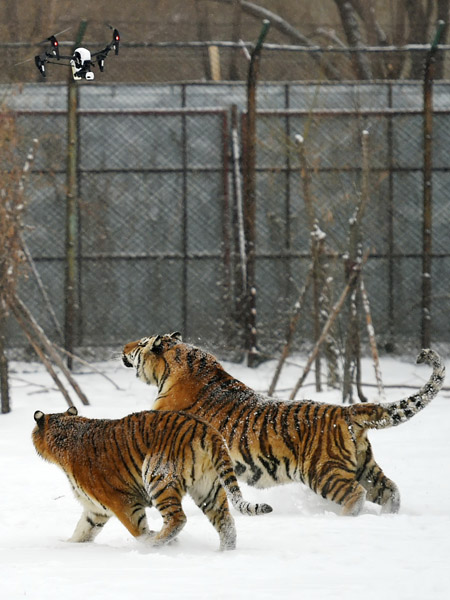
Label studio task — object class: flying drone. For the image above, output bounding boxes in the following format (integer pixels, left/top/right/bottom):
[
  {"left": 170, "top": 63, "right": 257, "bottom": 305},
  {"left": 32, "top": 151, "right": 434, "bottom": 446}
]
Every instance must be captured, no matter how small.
[{"left": 34, "top": 27, "right": 120, "bottom": 80}]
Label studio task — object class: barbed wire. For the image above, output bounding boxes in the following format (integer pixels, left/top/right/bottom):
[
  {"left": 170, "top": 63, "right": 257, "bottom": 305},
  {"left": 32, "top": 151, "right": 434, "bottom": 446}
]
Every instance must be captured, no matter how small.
[
  {"left": 4, "top": 39, "right": 450, "bottom": 85},
  {"left": 4, "top": 40, "right": 450, "bottom": 52}
]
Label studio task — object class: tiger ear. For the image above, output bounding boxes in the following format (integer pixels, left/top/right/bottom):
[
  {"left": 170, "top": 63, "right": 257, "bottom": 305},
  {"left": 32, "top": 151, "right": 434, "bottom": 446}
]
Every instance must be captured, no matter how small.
[
  {"left": 34, "top": 410, "right": 44, "bottom": 422},
  {"left": 67, "top": 406, "right": 78, "bottom": 416},
  {"left": 170, "top": 331, "right": 182, "bottom": 341},
  {"left": 150, "top": 335, "right": 163, "bottom": 353}
]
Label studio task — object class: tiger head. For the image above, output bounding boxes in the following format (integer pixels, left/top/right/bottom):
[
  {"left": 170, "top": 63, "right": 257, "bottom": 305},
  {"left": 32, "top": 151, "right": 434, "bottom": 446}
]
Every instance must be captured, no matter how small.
[
  {"left": 122, "top": 331, "right": 183, "bottom": 387},
  {"left": 32, "top": 406, "right": 79, "bottom": 464}
]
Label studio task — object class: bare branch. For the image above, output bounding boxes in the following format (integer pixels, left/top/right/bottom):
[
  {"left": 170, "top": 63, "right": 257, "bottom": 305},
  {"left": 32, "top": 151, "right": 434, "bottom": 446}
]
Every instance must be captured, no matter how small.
[
  {"left": 351, "top": 0, "right": 387, "bottom": 77},
  {"left": 435, "top": 0, "right": 450, "bottom": 78},
  {"left": 333, "top": 0, "right": 373, "bottom": 79},
  {"left": 210, "top": 0, "right": 342, "bottom": 79},
  {"left": 314, "top": 27, "right": 347, "bottom": 49}
]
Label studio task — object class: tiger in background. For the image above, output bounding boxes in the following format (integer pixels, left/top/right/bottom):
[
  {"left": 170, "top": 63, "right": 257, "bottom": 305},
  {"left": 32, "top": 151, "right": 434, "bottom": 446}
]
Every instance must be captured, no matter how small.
[
  {"left": 122, "top": 332, "right": 445, "bottom": 516},
  {"left": 32, "top": 407, "right": 272, "bottom": 551}
]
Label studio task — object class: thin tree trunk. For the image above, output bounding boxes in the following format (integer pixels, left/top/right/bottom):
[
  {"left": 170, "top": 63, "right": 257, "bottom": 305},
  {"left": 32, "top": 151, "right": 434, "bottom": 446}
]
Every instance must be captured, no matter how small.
[
  {"left": 295, "top": 134, "right": 321, "bottom": 391},
  {"left": 0, "top": 305, "right": 10, "bottom": 413},
  {"left": 435, "top": 1, "right": 450, "bottom": 79},
  {"left": 289, "top": 250, "right": 369, "bottom": 401},
  {"left": 12, "top": 306, "right": 75, "bottom": 408},
  {"left": 229, "top": 0, "right": 243, "bottom": 80},
  {"left": 342, "top": 130, "right": 370, "bottom": 403},
  {"left": 352, "top": 0, "right": 387, "bottom": 78},
  {"left": 7, "top": 293, "right": 89, "bottom": 406},
  {"left": 268, "top": 267, "right": 313, "bottom": 396},
  {"left": 406, "top": 0, "right": 428, "bottom": 79},
  {"left": 360, "top": 276, "right": 385, "bottom": 401},
  {"left": 20, "top": 236, "right": 64, "bottom": 343}
]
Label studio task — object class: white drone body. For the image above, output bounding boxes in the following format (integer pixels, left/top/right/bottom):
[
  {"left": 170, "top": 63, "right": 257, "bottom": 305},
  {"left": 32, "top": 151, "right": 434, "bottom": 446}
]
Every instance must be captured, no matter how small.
[{"left": 70, "top": 47, "right": 94, "bottom": 80}]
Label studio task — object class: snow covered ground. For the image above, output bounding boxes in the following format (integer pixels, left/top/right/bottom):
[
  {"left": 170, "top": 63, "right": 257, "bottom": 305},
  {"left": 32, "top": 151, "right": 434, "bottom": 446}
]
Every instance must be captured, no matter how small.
[{"left": 1, "top": 351, "right": 449, "bottom": 600}]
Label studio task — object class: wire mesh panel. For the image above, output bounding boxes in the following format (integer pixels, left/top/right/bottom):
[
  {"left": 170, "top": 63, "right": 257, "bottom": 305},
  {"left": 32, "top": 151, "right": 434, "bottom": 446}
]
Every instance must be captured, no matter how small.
[
  {"left": 77, "top": 108, "right": 230, "bottom": 350},
  {"left": 248, "top": 91, "right": 450, "bottom": 351},
  {"left": 3, "top": 81, "right": 450, "bottom": 358}
]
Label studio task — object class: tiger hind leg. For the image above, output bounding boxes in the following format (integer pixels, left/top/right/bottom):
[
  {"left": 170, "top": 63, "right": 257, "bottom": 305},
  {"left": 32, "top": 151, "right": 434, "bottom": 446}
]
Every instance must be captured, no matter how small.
[
  {"left": 358, "top": 460, "right": 400, "bottom": 514},
  {"left": 338, "top": 481, "right": 367, "bottom": 516},
  {"left": 190, "top": 477, "right": 237, "bottom": 551},
  {"left": 318, "top": 470, "right": 367, "bottom": 516},
  {"left": 68, "top": 507, "right": 112, "bottom": 543},
  {"left": 148, "top": 485, "right": 187, "bottom": 546},
  {"left": 110, "top": 501, "right": 154, "bottom": 539},
  {"left": 142, "top": 472, "right": 187, "bottom": 546}
]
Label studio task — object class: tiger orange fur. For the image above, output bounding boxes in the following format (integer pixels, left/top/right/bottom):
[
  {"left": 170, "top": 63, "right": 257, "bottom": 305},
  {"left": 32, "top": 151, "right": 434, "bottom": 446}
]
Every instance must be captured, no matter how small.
[
  {"left": 32, "top": 407, "right": 272, "bottom": 551},
  {"left": 122, "top": 332, "right": 445, "bottom": 516}
]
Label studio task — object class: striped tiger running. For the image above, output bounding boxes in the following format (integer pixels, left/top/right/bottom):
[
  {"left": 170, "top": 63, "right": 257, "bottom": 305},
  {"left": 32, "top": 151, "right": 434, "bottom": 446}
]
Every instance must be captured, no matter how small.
[
  {"left": 122, "top": 332, "right": 445, "bottom": 516},
  {"left": 32, "top": 407, "right": 272, "bottom": 551}
]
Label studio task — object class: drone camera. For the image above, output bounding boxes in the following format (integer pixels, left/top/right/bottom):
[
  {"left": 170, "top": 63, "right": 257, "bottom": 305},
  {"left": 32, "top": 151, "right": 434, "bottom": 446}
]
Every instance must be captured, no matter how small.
[
  {"left": 73, "top": 47, "right": 92, "bottom": 69},
  {"left": 71, "top": 48, "right": 95, "bottom": 80}
]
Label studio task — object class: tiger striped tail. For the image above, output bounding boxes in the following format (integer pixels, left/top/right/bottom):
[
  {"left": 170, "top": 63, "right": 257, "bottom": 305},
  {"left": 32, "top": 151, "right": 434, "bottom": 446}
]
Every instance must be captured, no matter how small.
[
  {"left": 351, "top": 349, "right": 445, "bottom": 430},
  {"left": 213, "top": 435, "right": 273, "bottom": 516}
]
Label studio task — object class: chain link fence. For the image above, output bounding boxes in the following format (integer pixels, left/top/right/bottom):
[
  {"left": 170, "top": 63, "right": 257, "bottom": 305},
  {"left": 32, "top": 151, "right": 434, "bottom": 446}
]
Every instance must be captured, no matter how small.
[{"left": 2, "top": 80, "right": 450, "bottom": 359}]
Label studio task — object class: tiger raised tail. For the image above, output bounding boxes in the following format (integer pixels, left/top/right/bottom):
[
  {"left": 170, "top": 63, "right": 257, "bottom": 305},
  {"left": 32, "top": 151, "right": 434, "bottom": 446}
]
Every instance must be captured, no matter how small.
[
  {"left": 122, "top": 332, "right": 445, "bottom": 516},
  {"left": 32, "top": 407, "right": 272, "bottom": 551}
]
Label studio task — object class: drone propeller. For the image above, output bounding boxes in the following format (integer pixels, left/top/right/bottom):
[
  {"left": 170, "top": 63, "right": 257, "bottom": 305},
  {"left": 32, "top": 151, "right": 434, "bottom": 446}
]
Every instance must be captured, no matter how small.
[
  {"left": 36, "top": 26, "right": 72, "bottom": 46},
  {"left": 14, "top": 56, "right": 34, "bottom": 67}
]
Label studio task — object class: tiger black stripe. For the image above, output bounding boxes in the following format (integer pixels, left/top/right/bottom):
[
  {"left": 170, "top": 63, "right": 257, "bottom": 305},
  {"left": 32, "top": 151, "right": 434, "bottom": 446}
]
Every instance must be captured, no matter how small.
[{"left": 111, "top": 427, "right": 141, "bottom": 486}]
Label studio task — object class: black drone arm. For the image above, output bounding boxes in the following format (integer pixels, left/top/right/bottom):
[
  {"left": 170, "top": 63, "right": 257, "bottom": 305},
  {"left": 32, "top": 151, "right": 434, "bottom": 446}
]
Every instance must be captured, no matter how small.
[
  {"left": 91, "top": 28, "right": 120, "bottom": 71},
  {"left": 34, "top": 52, "right": 75, "bottom": 77}
]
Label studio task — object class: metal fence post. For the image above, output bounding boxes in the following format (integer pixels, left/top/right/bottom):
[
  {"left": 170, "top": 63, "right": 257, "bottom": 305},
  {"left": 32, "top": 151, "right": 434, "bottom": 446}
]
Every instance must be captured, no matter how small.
[
  {"left": 386, "top": 82, "right": 395, "bottom": 352},
  {"left": 243, "top": 19, "right": 270, "bottom": 367},
  {"left": 422, "top": 20, "right": 445, "bottom": 348},
  {"left": 65, "top": 20, "right": 87, "bottom": 368}
]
